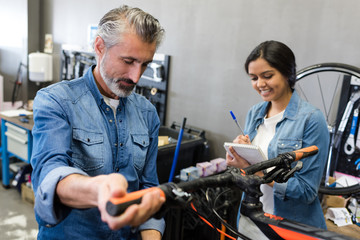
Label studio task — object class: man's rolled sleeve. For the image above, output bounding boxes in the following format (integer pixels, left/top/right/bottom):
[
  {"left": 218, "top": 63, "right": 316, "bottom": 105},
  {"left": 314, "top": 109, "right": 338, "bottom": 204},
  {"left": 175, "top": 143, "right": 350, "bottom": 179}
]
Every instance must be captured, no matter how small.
[
  {"left": 34, "top": 166, "right": 88, "bottom": 225},
  {"left": 139, "top": 217, "right": 165, "bottom": 236}
]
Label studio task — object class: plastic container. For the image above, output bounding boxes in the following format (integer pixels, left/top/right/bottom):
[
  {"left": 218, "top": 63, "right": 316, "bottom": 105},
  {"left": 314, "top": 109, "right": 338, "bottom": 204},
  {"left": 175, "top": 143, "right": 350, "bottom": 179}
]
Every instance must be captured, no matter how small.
[
  {"left": 157, "top": 125, "right": 208, "bottom": 183},
  {"left": 28, "top": 52, "right": 53, "bottom": 82}
]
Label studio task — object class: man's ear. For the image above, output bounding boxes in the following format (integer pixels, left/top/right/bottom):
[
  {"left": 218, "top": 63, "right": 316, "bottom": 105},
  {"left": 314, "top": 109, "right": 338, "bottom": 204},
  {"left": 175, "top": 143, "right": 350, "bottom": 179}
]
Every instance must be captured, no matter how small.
[{"left": 94, "top": 36, "right": 106, "bottom": 57}]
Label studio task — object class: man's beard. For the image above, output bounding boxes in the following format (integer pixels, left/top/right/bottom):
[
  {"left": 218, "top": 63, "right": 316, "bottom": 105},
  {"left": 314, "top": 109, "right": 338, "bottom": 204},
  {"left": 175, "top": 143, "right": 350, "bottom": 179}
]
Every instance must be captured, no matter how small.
[{"left": 99, "top": 53, "right": 136, "bottom": 98}]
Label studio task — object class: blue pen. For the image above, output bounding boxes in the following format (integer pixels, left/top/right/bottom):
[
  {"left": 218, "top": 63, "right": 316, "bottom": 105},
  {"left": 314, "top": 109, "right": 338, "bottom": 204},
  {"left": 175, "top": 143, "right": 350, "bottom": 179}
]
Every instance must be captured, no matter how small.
[{"left": 230, "top": 111, "right": 245, "bottom": 136}]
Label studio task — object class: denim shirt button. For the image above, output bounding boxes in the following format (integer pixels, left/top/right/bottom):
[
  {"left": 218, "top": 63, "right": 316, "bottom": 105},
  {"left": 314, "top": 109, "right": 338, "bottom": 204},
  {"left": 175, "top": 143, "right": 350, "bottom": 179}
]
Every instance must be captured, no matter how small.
[
  {"left": 114, "top": 143, "right": 118, "bottom": 147},
  {"left": 106, "top": 107, "right": 110, "bottom": 111},
  {"left": 115, "top": 167, "right": 120, "bottom": 172},
  {"left": 109, "top": 119, "right": 113, "bottom": 123},
  {"left": 119, "top": 119, "right": 122, "bottom": 123},
  {"left": 45, "top": 224, "right": 52, "bottom": 228},
  {"left": 120, "top": 143, "right": 123, "bottom": 147}
]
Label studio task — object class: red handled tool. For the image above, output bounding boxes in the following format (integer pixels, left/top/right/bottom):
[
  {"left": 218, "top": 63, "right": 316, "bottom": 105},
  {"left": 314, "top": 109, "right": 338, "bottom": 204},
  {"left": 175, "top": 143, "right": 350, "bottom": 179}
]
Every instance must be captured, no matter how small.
[{"left": 106, "top": 187, "right": 166, "bottom": 216}]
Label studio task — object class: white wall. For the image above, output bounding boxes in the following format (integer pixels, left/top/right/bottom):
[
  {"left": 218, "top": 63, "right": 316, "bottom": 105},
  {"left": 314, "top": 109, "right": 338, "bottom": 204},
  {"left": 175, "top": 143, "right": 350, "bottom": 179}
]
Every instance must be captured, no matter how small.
[
  {"left": 40, "top": 0, "right": 360, "bottom": 158},
  {"left": 0, "top": 0, "right": 40, "bottom": 104},
  {"left": 0, "top": 0, "right": 27, "bottom": 102}
]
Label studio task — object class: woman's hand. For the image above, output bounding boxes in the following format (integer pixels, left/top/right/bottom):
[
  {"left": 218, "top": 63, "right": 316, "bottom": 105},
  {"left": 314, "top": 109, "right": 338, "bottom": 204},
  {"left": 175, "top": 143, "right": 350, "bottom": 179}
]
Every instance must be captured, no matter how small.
[
  {"left": 226, "top": 135, "right": 252, "bottom": 168},
  {"left": 234, "top": 134, "right": 251, "bottom": 144}
]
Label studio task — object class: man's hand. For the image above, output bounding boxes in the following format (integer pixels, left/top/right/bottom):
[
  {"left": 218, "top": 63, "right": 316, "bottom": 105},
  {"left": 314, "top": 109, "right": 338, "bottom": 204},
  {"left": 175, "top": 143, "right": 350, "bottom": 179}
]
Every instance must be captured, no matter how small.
[
  {"left": 56, "top": 173, "right": 165, "bottom": 231},
  {"left": 97, "top": 173, "right": 165, "bottom": 230}
]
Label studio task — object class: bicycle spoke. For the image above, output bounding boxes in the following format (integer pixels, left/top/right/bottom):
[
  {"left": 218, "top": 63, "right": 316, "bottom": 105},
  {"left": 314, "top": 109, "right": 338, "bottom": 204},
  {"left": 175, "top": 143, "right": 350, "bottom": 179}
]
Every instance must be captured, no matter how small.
[
  {"left": 327, "top": 74, "right": 341, "bottom": 127},
  {"left": 317, "top": 74, "right": 328, "bottom": 122},
  {"left": 296, "top": 84, "right": 308, "bottom": 102}
]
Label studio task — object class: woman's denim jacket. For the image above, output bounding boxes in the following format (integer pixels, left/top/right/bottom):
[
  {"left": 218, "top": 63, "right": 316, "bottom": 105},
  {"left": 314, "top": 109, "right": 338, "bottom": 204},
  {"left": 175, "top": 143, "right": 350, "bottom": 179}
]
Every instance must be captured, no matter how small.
[{"left": 243, "top": 90, "right": 329, "bottom": 229}]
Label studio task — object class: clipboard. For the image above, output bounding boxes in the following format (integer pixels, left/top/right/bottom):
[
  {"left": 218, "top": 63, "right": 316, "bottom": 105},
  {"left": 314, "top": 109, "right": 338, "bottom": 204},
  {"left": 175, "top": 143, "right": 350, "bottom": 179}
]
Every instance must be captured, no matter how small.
[{"left": 224, "top": 142, "right": 267, "bottom": 165}]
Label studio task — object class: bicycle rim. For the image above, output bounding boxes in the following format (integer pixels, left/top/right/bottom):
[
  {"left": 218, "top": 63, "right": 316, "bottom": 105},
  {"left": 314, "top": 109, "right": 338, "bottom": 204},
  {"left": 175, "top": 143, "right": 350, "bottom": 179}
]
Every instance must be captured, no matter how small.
[{"left": 296, "top": 63, "right": 360, "bottom": 129}]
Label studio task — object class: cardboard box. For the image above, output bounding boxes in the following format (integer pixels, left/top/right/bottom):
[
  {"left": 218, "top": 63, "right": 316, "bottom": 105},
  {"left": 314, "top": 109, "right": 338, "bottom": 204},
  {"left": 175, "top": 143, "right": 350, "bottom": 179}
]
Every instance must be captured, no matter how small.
[
  {"left": 21, "top": 183, "right": 35, "bottom": 205},
  {"left": 323, "top": 177, "right": 349, "bottom": 208},
  {"left": 158, "top": 136, "right": 169, "bottom": 147},
  {"left": 325, "top": 195, "right": 347, "bottom": 208},
  {"left": 328, "top": 176, "right": 336, "bottom": 185}
]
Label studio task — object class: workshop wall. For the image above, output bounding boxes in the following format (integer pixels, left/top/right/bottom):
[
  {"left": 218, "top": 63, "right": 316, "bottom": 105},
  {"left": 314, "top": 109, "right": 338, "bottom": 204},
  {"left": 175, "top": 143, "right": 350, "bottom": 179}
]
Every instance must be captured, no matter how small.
[
  {"left": 39, "top": 0, "right": 360, "bottom": 159},
  {"left": 0, "top": 0, "right": 40, "bottom": 104}
]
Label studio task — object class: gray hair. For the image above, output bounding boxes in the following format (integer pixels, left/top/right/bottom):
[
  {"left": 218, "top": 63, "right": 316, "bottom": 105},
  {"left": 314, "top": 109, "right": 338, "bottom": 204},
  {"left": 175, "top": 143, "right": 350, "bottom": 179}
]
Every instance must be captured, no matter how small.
[{"left": 96, "top": 5, "right": 165, "bottom": 49}]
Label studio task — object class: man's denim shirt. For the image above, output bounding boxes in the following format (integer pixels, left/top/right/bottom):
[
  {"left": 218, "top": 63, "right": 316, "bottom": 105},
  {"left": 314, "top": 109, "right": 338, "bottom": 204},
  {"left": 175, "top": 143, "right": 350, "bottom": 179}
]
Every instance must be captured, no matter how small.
[
  {"left": 243, "top": 90, "right": 329, "bottom": 229},
  {"left": 31, "top": 66, "right": 165, "bottom": 239}
]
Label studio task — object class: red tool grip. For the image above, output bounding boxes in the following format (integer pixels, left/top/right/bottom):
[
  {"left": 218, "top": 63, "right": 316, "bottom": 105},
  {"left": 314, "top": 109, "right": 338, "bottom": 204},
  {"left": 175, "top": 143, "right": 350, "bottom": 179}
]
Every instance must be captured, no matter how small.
[{"left": 106, "top": 187, "right": 165, "bottom": 216}]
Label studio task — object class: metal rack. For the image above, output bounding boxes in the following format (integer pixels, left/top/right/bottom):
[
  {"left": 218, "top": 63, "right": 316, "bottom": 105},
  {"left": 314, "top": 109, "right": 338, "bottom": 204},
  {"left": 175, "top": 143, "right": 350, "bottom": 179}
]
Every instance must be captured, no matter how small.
[
  {"left": 61, "top": 49, "right": 96, "bottom": 81},
  {"left": 331, "top": 76, "right": 360, "bottom": 178},
  {"left": 135, "top": 53, "right": 170, "bottom": 125}
]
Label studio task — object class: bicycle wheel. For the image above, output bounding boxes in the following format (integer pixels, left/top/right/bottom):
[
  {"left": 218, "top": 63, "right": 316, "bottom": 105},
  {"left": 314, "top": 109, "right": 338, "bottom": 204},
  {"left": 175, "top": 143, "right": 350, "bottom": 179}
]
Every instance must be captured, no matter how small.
[
  {"left": 296, "top": 63, "right": 360, "bottom": 182},
  {"left": 296, "top": 63, "right": 360, "bottom": 130}
]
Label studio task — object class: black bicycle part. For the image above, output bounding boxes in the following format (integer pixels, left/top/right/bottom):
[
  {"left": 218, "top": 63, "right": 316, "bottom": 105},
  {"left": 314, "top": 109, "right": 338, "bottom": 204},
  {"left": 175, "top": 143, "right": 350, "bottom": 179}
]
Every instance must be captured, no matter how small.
[
  {"left": 107, "top": 146, "right": 319, "bottom": 217},
  {"left": 318, "top": 184, "right": 360, "bottom": 197},
  {"left": 106, "top": 145, "right": 359, "bottom": 239},
  {"left": 296, "top": 63, "right": 360, "bottom": 80}
]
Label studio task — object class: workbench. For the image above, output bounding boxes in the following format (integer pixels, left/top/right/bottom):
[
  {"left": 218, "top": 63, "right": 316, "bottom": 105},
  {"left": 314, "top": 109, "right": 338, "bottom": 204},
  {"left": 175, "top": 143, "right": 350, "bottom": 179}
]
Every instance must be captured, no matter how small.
[{"left": 1, "top": 113, "right": 33, "bottom": 188}]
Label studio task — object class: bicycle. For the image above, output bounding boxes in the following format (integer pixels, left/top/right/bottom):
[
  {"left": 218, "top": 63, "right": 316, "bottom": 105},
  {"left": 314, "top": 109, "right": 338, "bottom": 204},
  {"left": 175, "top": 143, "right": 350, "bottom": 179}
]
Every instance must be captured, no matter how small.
[{"left": 106, "top": 146, "right": 360, "bottom": 240}]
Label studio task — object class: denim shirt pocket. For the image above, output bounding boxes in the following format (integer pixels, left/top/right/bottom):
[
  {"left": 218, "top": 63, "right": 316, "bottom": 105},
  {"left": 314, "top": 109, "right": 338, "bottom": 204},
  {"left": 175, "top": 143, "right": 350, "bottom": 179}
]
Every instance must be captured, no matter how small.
[
  {"left": 71, "top": 128, "right": 105, "bottom": 172},
  {"left": 277, "top": 138, "right": 302, "bottom": 153},
  {"left": 131, "top": 134, "right": 150, "bottom": 172}
]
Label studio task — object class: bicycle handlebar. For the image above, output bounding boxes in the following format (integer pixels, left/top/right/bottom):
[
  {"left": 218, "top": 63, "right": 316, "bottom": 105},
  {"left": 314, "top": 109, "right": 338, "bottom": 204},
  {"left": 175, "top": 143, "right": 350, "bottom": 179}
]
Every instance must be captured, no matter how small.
[
  {"left": 241, "top": 145, "right": 318, "bottom": 175},
  {"left": 106, "top": 145, "right": 319, "bottom": 217}
]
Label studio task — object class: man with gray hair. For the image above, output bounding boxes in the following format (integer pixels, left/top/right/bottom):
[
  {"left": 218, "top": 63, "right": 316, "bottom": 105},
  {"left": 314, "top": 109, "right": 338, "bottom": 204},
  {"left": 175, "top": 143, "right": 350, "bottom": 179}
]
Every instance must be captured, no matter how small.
[{"left": 31, "top": 5, "right": 165, "bottom": 239}]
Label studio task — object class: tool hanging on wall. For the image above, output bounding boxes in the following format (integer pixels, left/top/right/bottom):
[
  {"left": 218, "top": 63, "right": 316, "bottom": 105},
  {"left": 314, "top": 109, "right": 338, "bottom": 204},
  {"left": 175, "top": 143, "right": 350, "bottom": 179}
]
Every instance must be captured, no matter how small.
[
  {"left": 334, "top": 91, "right": 360, "bottom": 148},
  {"left": 355, "top": 158, "right": 360, "bottom": 170},
  {"left": 136, "top": 53, "right": 170, "bottom": 125},
  {"left": 355, "top": 112, "right": 360, "bottom": 151},
  {"left": 141, "top": 62, "right": 163, "bottom": 82},
  {"left": 344, "top": 108, "right": 359, "bottom": 155},
  {"left": 61, "top": 50, "right": 75, "bottom": 80},
  {"left": 11, "top": 62, "right": 27, "bottom": 106}
]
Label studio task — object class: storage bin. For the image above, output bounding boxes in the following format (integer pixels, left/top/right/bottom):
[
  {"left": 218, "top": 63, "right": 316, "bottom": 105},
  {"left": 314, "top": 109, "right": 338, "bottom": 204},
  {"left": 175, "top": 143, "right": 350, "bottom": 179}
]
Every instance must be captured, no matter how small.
[{"left": 4, "top": 122, "right": 28, "bottom": 161}]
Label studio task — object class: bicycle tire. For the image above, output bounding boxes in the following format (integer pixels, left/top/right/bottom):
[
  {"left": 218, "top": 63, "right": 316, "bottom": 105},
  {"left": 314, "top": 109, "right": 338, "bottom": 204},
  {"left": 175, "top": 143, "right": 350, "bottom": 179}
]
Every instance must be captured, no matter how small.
[
  {"left": 318, "top": 184, "right": 360, "bottom": 196},
  {"left": 296, "top": 62, "right": 360, "bottom": 80},
  {"left": 296, "top": 63, "right": 360, "bottom": 183}
]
